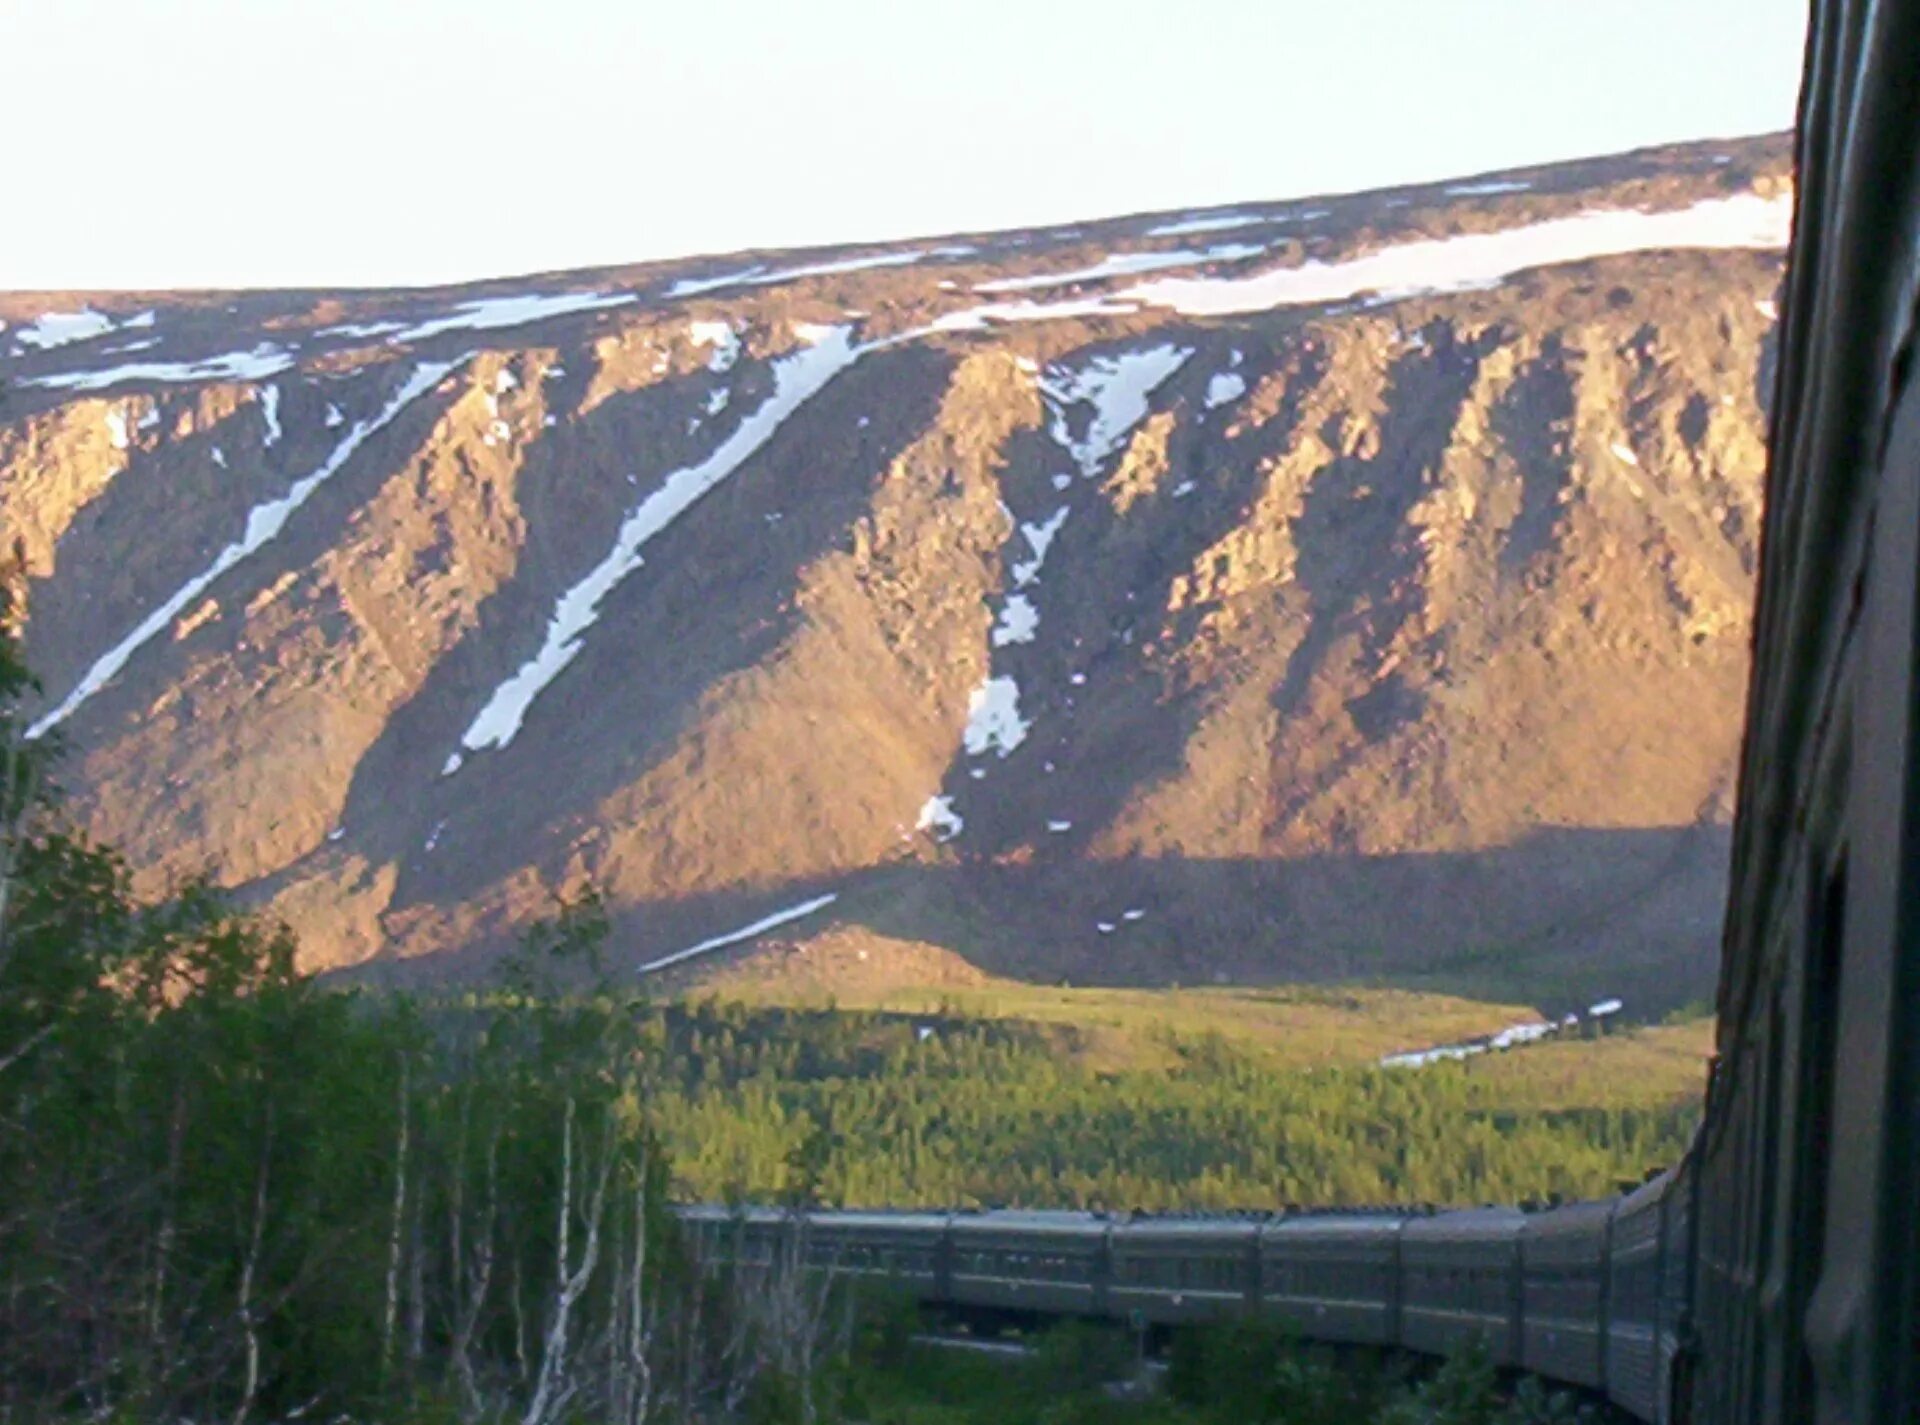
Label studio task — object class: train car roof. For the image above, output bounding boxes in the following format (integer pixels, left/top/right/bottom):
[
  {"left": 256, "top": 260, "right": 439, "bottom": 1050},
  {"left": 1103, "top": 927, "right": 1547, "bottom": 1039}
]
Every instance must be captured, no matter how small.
[
  {"left": 1402, "top": 1206, "right": 1526, "bottom": 1241},
  {"left": 1113, "top": 1217, "right": 1264, "bottom": 1241},
  {"left": 946, "top": 1209, "right": 1109, "bottom": 1236},
  {"left": 803, "top": 1210, "right": 951, "bottom": 1232},
  {"left": 1262, "top": 1213, "right": 1408, "bottom": 1238},
  {"left": 1615, "top": 1167, "right": 1679, "bottom": 1218},
  {"left": 671, "top": 1203, "right": 788, "bottom": 1226},
  {"left": 1521, "top": 1199, "right": 1616, "bottom": 1238}
]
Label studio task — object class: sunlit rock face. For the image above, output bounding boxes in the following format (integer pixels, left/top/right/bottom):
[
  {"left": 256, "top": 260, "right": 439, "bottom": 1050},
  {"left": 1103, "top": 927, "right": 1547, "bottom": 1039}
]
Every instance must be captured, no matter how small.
[{"left": 2, "top": 134, "right": 1790, "bottom": 1010}]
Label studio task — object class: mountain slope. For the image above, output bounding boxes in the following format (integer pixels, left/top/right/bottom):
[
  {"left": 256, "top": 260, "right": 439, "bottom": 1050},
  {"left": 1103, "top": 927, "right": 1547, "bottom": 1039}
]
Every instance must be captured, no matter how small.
[{"left": 2, "top": 134, "right": 1791, "bottom": 1012}]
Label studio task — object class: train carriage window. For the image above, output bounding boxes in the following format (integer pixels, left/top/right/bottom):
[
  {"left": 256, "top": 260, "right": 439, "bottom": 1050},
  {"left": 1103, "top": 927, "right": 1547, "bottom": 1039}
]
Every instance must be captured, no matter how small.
[{"left": 1183, "top": 1255, "right": 1240, "bottom": 1292}]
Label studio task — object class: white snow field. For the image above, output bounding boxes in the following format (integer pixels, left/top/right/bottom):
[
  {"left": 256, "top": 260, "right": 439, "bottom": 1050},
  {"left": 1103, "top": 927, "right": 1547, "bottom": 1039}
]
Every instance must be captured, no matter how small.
[
  {"left": 1121, "top": 192, "right": 1791, "bottom": 316},
  {"left": 928, "top": 192, "right": 1790, "bottom": 332},
  {"left": 25, "top": 344, "right": 298, "bottom": 393}
]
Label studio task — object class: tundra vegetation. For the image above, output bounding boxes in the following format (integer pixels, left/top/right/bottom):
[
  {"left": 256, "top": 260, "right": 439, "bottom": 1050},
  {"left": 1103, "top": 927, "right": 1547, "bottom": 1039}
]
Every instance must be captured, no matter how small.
[{"left": 0, "top": 580, "right": 1659, "bottom": 1421}]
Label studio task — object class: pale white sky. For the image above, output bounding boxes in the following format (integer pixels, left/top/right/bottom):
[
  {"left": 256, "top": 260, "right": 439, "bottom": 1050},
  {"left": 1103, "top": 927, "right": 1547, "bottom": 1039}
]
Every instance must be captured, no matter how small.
[{"left": 2, "top": 0, "right": 1808, "bottom": 291}]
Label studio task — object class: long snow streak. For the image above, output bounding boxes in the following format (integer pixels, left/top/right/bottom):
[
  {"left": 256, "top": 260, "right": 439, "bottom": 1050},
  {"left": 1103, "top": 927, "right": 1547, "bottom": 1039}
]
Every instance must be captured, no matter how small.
[
  {"left": 928, "top": 193, "right": 1790, "bottom": 331},
  {"left": 1123, "top": 192, "right": 1791, "bottom": 316},
  {"left": 27, "top": 359, "right": 460, "bottom": 739},
  {"left": 25, "top": 344, "right": 297, "bottom": 393},
  {"left": 451, "top": 326, "right": 859, "bottom": 760},
  {"left": 385, "top": 291, "right": 637, "bottom": 344},
  {"left": 638, "top": 893, "right": 840, "bottom": 974},
  {"left": 1144, "top": 213, "right": 1264, "bottom": 239},
  {"left": 973, "top": 242, "right": 1263, "bottom": 294},
  {"left": 931, "top": 296, "right": 1140, "bottom": 332}
]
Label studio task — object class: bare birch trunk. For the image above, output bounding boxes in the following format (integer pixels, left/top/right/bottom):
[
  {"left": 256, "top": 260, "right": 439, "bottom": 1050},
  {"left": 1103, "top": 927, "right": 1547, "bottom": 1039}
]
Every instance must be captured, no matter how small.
[
  {"left": 605, "top": 1142, "right": 653, "bottom": 1425},
  {"left": 625, "top": 1149, "right": 654, "bottom": 1425},
  {"left": 407, "top": 1148, "right": 427, "bottom": 1376},
  {"left": 230, "top": 1109, "right": 273, "bottom": 1425},
  {"left": 452, "top": 1130, "right": 500, "bottom": 1420},
  {"left": 381, "top": 1054, "right": 410, "bottom": 1381},
  {"left": 144, "top": 1084, "right": 188, "bottom": 1402},
  {"left": 510, "top": 1250, "right": 530, "bottom": 1384},
  {"left": 522, "top": 1100, "right": 616, "bottom": 1425}
]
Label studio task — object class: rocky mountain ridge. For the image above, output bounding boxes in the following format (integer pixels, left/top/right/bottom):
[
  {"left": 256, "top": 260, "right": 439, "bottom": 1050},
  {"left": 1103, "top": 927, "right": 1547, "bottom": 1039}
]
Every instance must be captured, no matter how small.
[{"left": 2, "top": 133, "right": 1792, "bottom": 1012}]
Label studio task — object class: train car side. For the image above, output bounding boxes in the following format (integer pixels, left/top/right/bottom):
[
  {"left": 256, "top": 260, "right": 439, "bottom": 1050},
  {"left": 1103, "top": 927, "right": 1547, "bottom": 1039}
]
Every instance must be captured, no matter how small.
[
  {"left": 801, "top": 1210, "right": 951, "bottom": 1296},
  {"left": 944, "top": 1211, "right": 1112, "bottom": 1316},
  {"left": 1107, "top": 1218, "right": 1261, "bottom": 1324},
  {"left": 1657, "top": 1156, "right": 1692, "bottom": 1424},
  {"left": 1605, "top": 1171, "right": 1672, "bottom": 1422},
  {"left": 1520, "top": 1198, "right": 1613, "bottom": 1392},
  {"left": 1258, "top": 1214, "right": 1406, "bottom": 1346},
  {"left": 1399, "top": 1208, "right": 1526, "bottom": 1366}
]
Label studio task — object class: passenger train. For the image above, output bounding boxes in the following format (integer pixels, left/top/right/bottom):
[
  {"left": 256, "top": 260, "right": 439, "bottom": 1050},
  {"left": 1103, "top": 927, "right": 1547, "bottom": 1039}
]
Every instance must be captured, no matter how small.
[
  {"left": 677, "top": 1179, "right": 1695, "bottom": 1423},
  {"left": 681, "top": 4, "right": 1920, "bottom": 1420}
]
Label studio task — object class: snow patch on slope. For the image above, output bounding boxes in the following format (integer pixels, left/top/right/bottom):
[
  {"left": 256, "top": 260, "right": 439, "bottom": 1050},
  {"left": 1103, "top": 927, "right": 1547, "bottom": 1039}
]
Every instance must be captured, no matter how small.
[
  {"left": 319, "top": 319, "right": 407, "bottom": 339},
  {"left": 24, "top": 344, "right": 297, "bottom": 393},
  {"left": 1040, "top": 345, "right": 1193, "bottom": 479},
  {"left": 991, "top": 593, "right": 1039, "bottom": 646},
  {"left": 930, "top": 296, "right": 1142, "bottom": 332},
  {"left": 1444, "top": 179, "right": 1534, "bottom": 196},
  {"left": 1146, "top": 213, "right": 1263, "bottom": 238},
  {"left": 917, "top": 795, "right": 964, "bottom": 841},
  {"left": 639, "top": 893, "right": 840, "bottom": 975},
  {"left": 962, "top": 676, "right": 1029, "bottom": 757},
  {"left": 1204, "top": 371, "right": 1246, "bottom": 410},
  {"left": 1122, "top": 192, "right": 1792, "bottom": 317},
  {"left": 387, "top": 291, "right": 636, "bottom": 344},
  {"left": 689, "top": 319, "right": 741, "bottom": 372},
  {"left": 450, "top": 327, "right": 859, "bottom": 760},
  {"left": 974, "top": 242, "right": 1264, "bottom": 294},
  {"left": 1011, "top": 506, "right": 1069, "bottom": 587},
  {"left": 15, "top": 309, "right": 118, "bottom": 350}
]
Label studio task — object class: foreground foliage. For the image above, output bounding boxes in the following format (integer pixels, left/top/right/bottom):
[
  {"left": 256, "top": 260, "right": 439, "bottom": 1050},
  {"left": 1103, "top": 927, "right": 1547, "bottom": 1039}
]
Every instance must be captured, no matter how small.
[
  {"left": 852, "top": 1318, "right": 1605, "bottom": 1424},
  {"left": 0, "top": 591, "right": 837, "bottom": 1423}
]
